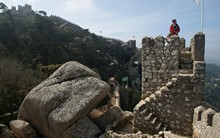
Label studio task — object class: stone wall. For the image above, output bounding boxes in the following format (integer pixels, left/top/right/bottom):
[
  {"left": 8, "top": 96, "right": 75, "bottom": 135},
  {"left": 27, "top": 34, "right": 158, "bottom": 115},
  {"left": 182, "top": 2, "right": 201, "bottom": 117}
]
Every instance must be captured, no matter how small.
[
  {"left": 13, "top": 4, "right": 33, "bottom": 15},
  {"left": 126, "top": 40, "right": 136, "bottom": 48},
  {"left": 49, "top": 15, "right": 84, "bottom": 32},
  {"left": 193, "top": 106, "right": 220, "bottom": 138},
  {"left": 106, "top": 130, "right": 187, "bottom": 138},
  {"left": 106, "top": 130, "right": 149, "bottom": 138},
  {"left": 11, "top": 4, "right": 33, "bottom": 16},
  {"left": 141, "top": 35, "right": 180, "bottom": 98},
  {"left": 134, "top": 32, "right": 205, "bottom": 136}
]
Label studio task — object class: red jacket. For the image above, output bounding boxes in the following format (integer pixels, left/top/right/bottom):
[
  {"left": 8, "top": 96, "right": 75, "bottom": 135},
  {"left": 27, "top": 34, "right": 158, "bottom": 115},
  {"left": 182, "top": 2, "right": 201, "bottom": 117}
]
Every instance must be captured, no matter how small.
[{"left": 170, "top": 24, "right": 180, "bottom": 35}]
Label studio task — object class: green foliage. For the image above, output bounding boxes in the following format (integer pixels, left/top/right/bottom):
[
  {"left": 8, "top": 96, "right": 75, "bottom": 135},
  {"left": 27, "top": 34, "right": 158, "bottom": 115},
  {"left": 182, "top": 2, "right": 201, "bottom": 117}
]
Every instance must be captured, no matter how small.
[
  {"left": 0, "top": 2, "right": 8, "bottom": 12},
  {"left": 0, "top": 6, "right": 137, "bottom": 81},
  {"left": 37, "top": 64, "right": 62, "bottom": 76},
  {"left": 0, "top": 58, "right": 45, "bottom": 121}
]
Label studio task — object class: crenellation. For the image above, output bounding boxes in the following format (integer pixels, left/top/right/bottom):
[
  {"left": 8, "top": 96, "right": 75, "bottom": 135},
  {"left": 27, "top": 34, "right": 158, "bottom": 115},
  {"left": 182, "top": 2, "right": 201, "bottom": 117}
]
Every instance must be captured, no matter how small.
[
  {"left": 141, "top": 35, "right": 180, "bottom": 98},
  {"left": 49, "top": 15, "right": 84, "bottom": 33},
  {"left": 179, "top": 38, "right": 186, "bottom": 50},
  {"left": 193, "top": 106, "right": 220, "bottom": 138},
  {"left": 134, "top": 33, "right": 206, "bottom": 136},
  {"left": 11, "top": 4, "right": 33, "bottom": 16},
  {"left": 191, "top": 32, "right": 205, "bottom": 61}
]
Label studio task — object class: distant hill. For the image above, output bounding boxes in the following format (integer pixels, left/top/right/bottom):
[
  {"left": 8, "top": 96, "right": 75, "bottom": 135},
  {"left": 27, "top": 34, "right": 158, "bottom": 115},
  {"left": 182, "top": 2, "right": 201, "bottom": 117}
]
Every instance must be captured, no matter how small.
[
  {"left": 205, "top": 63, "right": 220, "bottom": 109},
  {"left": 206, "top": 58, "right": 220, "bottom": 66},
  {"left": 0, "top": 3, "right": 137, "bottom": 81}
]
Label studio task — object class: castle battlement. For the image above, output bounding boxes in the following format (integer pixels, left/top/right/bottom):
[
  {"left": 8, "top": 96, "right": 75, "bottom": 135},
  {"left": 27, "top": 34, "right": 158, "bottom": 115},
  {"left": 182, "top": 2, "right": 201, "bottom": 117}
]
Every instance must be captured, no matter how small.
[
  {"left": 49, "top": 15, "right": 84, "bottom": 32},
  {"left": 141, "top": 33, "right": 205, "bottom": 98},
  {"left": 193, "top": 106, "right": 220, "bottom": 138},
  {"left": 133, "top": 33, "right": 206, "bottom": 136},
  {"left": 11, "top": 4, "right": 33, "bottom": 16}
]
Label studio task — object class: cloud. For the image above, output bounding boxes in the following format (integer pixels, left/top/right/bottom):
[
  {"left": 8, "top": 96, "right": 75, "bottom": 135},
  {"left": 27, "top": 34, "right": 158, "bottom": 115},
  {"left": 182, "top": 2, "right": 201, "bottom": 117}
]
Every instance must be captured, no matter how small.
[
  {"left": 12, "top": 0, "right": 37, "bottom": 5},
  {"left": 63, "top": 0, "right": 97, "bottom": 13},
  {"left": 1, "top": 0, "right": 38, "bottom": 8}
]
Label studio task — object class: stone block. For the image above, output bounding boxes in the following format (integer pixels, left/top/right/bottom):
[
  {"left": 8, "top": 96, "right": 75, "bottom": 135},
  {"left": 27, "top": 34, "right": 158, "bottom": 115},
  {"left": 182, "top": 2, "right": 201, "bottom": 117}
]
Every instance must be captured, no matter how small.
[
  {"left": 191, "top": 32, "right": 205, "bottom": 61},
  {"left": 142, "top": 37, "right": 155, "bottom": 48},
  {"left": 9, "top": 120, "right": 37, "bottom": 138},
  {"left": 93, "top": 106, "right": 124, "bottom": 132},
  {"left": 179, "top": 38, "right": 186, "bottom": 49},
  {"left": 60, "top": 117, "right": 101, "bottom": 138}
]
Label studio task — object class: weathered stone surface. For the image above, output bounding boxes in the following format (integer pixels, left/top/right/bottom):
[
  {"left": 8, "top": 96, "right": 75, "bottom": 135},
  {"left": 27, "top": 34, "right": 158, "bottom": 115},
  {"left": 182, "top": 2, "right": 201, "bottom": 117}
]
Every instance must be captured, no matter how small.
[
  {"left": 191, "top": 32, "right": 205, "bottom": 61},
  {"left": 141, "top": 35, "right": 180, "bottom": 96},
  {"left": 193, "top": 106, "right": 220, "bottom": 138},
  {"left": 60, "top": 117, "right": 101, "bottom": 138},
  {"left": 9, "top": 120, "right": 37, "bottom": 138},
  {"left": 0, "top": 124, "right": 15, "bottom": 138},
  {"left": 106, "top": 130, "right": 149, "bottom": 138},
  {"left": 110, "top": 111, "right": 134, "bottom": 133},
  {"left": 18, "top": 61, "right": 110, "bottom": 138},
  {"left": 136, "top": 33, "right": 205, "bottom": 136}
]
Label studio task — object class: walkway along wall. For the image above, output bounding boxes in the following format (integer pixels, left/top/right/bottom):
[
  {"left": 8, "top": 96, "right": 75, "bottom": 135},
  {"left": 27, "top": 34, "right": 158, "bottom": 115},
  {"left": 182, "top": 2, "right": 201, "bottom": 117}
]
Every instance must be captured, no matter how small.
[{"left": 134, "top": 32, "right": 205, "bottom": 136}]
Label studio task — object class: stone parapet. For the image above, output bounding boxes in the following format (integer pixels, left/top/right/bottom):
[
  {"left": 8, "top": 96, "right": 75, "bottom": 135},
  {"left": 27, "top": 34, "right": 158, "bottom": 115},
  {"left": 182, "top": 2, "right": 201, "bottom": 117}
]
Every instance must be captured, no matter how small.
[
  {"left": 141, "top": 35, "right": 180, "bottom": 98},
  {"left": 191, "top": 32, "right": 205, "bottom": 61},
  {"left": 106, "top": 130, "right": 149, "bottom": 138},
  {"left": 134, "top": 71, "right": 202, "bottom": 135},
  {"left": 105, "top": 130, "right": 182, "bottom": 138},
  {"left": 193, "top": 106, "right": 220, "bottom": 138}
]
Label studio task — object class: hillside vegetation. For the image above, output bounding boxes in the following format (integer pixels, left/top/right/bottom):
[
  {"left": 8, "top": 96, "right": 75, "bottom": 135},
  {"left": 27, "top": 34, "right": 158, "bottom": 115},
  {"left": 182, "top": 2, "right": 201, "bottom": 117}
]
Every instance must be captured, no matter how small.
[
  {"left": 0, "top": 3, "right": 137, "bottom": 79},
  {"left": 0, "top": 3, "right": 137, "bottom": 122}
]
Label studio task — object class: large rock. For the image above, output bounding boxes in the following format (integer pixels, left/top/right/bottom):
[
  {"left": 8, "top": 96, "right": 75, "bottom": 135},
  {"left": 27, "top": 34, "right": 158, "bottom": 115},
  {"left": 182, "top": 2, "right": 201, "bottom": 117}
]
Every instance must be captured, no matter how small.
[
  {"left": 18, "top": 61, "right": 110, "bottom": 138},
  {"left": 60, "top": 117, "right": 101, "bottom": 138}
]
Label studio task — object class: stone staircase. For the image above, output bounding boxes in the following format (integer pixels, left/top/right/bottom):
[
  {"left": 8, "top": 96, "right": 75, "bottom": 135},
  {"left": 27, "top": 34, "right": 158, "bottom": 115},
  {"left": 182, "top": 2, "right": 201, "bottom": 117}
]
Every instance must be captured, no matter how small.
[
  {"left": 136, "top": 104, "right": 167, "bottom": 134},
  {"left": 134, "top": 81, "right": 176, "bottom": 134},
  {"left": 145, "top": 111, "right": 167, "bottom": 132},
  {"left": 134, "top": 80, "right": 174, "bottom": 134},
  {"left": 134, "top": 73, "right": 197, "bottom": 135},
  {"left": 134, "top": 45, "right": 195, "bottom": 134}
]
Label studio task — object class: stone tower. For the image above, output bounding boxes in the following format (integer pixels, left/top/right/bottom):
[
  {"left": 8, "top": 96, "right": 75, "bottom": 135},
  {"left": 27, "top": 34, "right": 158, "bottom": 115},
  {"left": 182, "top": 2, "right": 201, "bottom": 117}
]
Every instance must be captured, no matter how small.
[{"left": 133, "top": 32, "right": 205, "bottom": 135}]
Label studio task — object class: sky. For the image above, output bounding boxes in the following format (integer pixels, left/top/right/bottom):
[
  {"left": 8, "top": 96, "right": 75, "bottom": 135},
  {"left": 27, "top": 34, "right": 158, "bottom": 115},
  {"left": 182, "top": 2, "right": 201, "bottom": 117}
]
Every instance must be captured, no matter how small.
[{"left": 1, "top": 0, "right": 220, "bottom": 64}]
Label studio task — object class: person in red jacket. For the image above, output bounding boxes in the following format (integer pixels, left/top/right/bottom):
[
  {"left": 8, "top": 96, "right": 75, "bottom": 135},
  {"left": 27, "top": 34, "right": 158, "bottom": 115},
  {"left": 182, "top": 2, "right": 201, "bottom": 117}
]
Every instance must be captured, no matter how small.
[
  {"left": 169, "top": 19, "right": 180, "bottom": 35},
  {"left": 166, "top": 19, "right": 180, "bottom": 44}
]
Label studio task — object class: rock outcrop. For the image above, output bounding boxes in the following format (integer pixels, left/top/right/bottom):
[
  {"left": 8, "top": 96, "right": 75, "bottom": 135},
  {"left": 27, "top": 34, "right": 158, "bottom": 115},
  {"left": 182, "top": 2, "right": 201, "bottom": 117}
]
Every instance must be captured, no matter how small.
[
  {"left": 17, "top": 61, "right": 110, "bottom": 138},
  {"left": 60, "top": 116, "right": 101, "bottom": 138}
]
